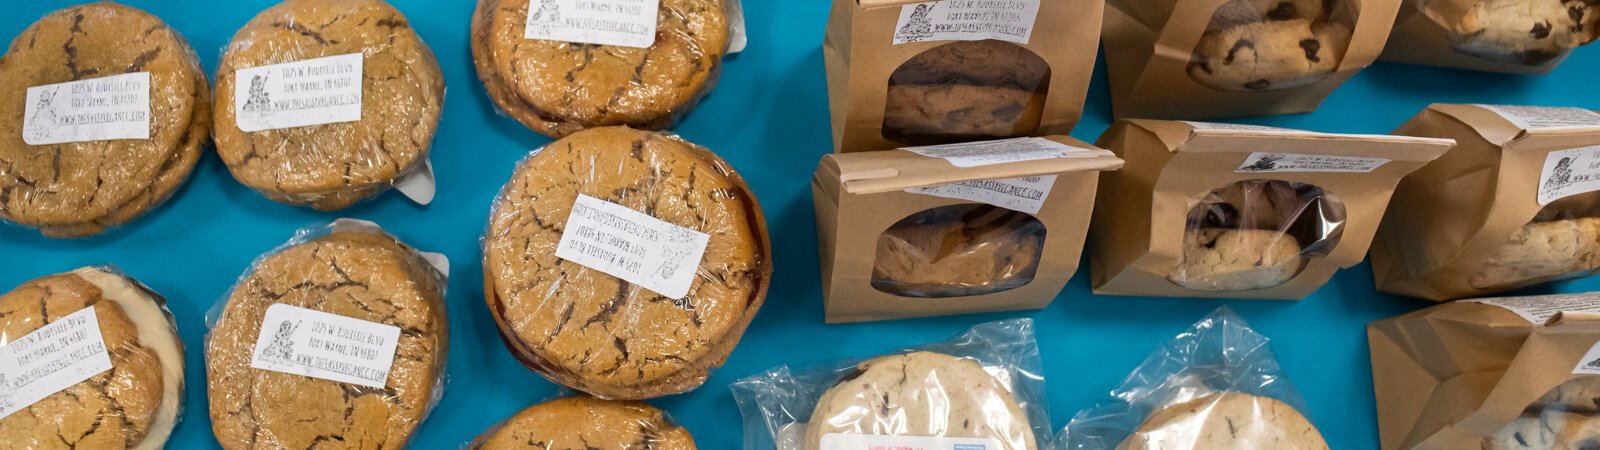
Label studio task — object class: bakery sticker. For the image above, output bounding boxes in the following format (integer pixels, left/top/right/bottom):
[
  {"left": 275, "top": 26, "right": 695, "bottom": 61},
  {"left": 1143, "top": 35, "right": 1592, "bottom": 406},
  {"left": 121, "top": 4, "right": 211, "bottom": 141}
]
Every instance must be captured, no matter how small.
[
  {"left": 524, "top": 0, "right": 660, "bottom": 48},
  {"left": 892, "top": 0, "right": 1040, "bottom": 45},
  {"left": 904, "top": 137, "right": 1092, "bottom": 168},
  {"left": 819, "top": 433, "right": 1003, "bottom": 450},
  {"left": 1538, "top": 145, "right": 1600, "bottom": 205},
  {"left": 249, "top": 304, "right": 402, "bottom": 389},
  {"left": 1479, "top": 105, "right": 1600, "bottom": 131},
  {"left": 1465, "top": 293, "right": 1600, "bottom": 324},
  {"left": 0, "top": 307, "right": 114, "bottom": 420},
  {"left": 23, "top": 72, "right": 151, "bottom": 145},
  {"left": 1236, "top": 152, "right": 1390, "bottom": 173},
  {"left": 907, "top": 175, "right": 1055, "bottom": 214},
  {"left": 233, "top": 53, "right": 364, "bottom": 132},
  {"left": 556, "top": 194, "right": 711, "bottom": 299}
]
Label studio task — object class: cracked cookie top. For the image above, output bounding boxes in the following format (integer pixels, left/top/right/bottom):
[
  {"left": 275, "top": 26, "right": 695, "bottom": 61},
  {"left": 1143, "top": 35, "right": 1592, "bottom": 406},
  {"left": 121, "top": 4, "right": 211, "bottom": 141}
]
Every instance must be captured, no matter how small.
[
  {"left": 804, "top": 352, "right": 1038, "bottom": 450},
  {"left": 0, "top": 2, "right": 206, "bottom": 233},
  {"left": 484, "top": 126, "right": 769, "bottom": 399},
  {"left": 207, "top": 228, "right": 448, "bottom": 450},
  {"left": 471, "top": 396, "right": 696, "bottom": 449},
  {"left": 214, "top": 0, "right": 444, "bottom": 211}
]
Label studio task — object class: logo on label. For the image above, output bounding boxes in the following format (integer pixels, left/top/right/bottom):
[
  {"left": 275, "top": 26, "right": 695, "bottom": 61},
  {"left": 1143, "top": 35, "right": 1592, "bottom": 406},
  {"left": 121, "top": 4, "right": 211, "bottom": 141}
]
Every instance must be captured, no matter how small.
[
  {"left": 1544, "top": 156, "right": 1578, "bottom": 197},
  {"left": 896, "top": 4, "right": 935, "bottom": 42},
  {"left": 242, "top": 74, "right": 272, "bottom": 113},
  {"left": 0, "top": 374, "right": 13, "bottom": 413},
  {"left": 256, "top": 319, "right": 301, "bottom": 363},
  {"left": 1238, "top": 153, "right": 1286, "bottom": 172},
  {"left": 24, "top": 87, "right": 62, "bottom": 143},
  {"left": 528, "top": 0, "right": 561, "bottom": 33}
]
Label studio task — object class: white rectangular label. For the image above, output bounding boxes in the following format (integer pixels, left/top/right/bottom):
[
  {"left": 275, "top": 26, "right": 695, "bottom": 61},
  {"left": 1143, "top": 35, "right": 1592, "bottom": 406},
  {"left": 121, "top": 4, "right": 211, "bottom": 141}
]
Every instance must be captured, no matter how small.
[
  {"left": 1185, "top": 121, "right": 1297, "bottom": 133},
  {"left": 1575, "top": 341, "right": 1600, "bottom": 376},
  {"left": 819, "top": 433, "right": 1004, "bottom": 450},
  {"left": 233, "top": 53, "right": 364, "bottom": 132},
  {"left": 904, "top": 137, "right": 1088, "bottom": 168},
  {"left": 892, "top": 0, "right": 1040, "bottom": 45},
  {"left": 23, "top": 72, "right": 151, "bottom": 145},
  {"left": 524, "top": 0, "right": 661, "bottom": 48},
  {"left": 249, "top": 304, "right": 401, "bottom": 389},
  {"left": 907, "top": 175, "right": 1055, "bottom": 214},
  {"left": 0, "top": 307, "right": 113, "bottom": 420},
  {"left": 1538, "top": 145, "right": 1600, "bottom": 205},
  {"left": 556, "top": 194, "right": 710, "bottom": 299},
  {"left": 1236, "top": 152, "right": 1390, "bottom": 173},
  {"left": 1480, "top": 105, "right": 1600, "bottom": 131},
  {"left": 1465, "top": 293, "right": 1600, "bottom": 324}
]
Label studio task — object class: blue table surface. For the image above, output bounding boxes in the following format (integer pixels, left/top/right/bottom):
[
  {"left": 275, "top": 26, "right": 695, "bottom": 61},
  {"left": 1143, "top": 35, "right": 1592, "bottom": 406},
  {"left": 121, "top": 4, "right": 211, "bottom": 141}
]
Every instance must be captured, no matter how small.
[{"left": 4, "top": 1, "right": 1600, "bottom": 448}]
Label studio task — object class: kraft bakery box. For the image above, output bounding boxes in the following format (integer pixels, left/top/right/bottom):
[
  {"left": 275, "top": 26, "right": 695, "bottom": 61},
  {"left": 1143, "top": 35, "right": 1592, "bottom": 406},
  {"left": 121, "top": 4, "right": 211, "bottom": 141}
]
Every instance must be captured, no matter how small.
[
  {"left": 823, "top": 0, "right": 1102, "bottom": 153},
  {"left": 812, "top": 137, "right": 1123, "bottom": 323},
  {"left": 1090, "top": 120, "right": 1454, "bottom": 300}
]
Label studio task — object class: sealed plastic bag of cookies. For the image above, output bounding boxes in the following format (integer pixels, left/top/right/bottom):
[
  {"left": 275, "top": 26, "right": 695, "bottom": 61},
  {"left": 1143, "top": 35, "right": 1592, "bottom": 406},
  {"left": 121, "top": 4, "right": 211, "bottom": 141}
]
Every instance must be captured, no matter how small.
[
  {"left": 1383, "top": 0, "right": 1600, "bottom": 73},
  {"left": 0, "top": 266, "right": 186, "bottom": 449},
  {"left": 1370, "top": 293, "right": 1600, "bottom": 449},
  {"left": 204, "top": 219, "right": 450, "bottom": 450},
  {"left": 470, "top": 395, "right": 698, "bottom": 449},
  {"left": 1090, "top": 120, "right": 1453, "bottom": 299},
  {"left": 1058, "top": 306, "right": 1328, "bottom": 450},
  {"left": 812, "top": 136, "right": 1123, "bottom": 323},
  {"left": 1374, "top": 104, "right": 1600, "bottom": 301},
  {"left": 731, "top": 319, "right": 1050, "bottom": 450}
]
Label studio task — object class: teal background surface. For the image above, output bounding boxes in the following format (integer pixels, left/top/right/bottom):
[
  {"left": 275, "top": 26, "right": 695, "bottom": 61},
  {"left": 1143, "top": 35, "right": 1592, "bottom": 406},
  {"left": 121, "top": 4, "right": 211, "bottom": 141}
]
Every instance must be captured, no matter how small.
[{"left": 2, "top": 0, "right": 1599, "bottom": 448}]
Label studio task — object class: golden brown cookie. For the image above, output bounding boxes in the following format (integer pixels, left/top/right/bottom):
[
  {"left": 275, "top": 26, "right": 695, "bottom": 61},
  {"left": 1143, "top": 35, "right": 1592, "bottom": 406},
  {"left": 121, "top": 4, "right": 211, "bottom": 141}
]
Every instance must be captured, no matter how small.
[
  {"left": 471, "top": 397, "right": 696, "bottom": 449},
  {"left": 1483, "top": 410, "right": 1600, "bottom": 450},
  {"left": 1530, "top": 376, "right": 1600, "bottom": 413},
  {"left": 888, "top": 40, "right": 1051, "bottom": 89},
  {"left": 1188, "top": 19, "right": 1352, "bottom": 92},
  {"left": 882, "top": 84, "right": 1046, "bottom": 145},
  {"left": 214, "top": 0, "right": 444, "bottom": 211},
  {"left": 206, "top": 228, "right": 448, "bottom": 450},
  {"left": 1452, "top": 0, "right": 1600, "bottom": 66},
  {"left": 804, "top": 352, "right": 1038, "bottom": 450},
  {"left": 872, "top": 206, "right": 1045, "bottom": 297},
  {"left": 1471, "top": 218, "right": 1600, "bottom": 290},
  {"left": 1118, "top": 392, "right": 1328, "bottom": 450},
  {"left": 483, "top": 126, "right": 769, "bottom": 399},
  {"left": 1171, "top": 228, "right": 1304, "bottom": 291}
]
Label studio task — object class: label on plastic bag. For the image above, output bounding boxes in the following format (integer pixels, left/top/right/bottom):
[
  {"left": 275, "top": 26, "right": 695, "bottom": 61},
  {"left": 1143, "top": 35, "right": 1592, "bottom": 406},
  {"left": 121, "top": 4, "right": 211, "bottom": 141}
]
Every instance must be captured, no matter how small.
[
  {"left": 892, "top": 0, "right": 1040, "bottom": 45},
  {"left": 1479, "top": 105, "right": 1600, "bottom": 131},
  {"left": 1537, "top": 145, "right": 1600, "bottom": 205},
  {"left": 233, "top": 53, "right": 364, "bottom": 132},
  {"left": 23, "top": 72, "right": 151, "bottom": 145},
  {"left": 819, "top": 433, "right": 1004, "bottom": 450},
  {"left": 1235, "top": 152, "right": 1390, "bottom": 173},
  {"left": 249, "top": 304, "right": 401, "bottom": 389},
  {"left": 523, "top": 0, "right": 660, "bottom": 48},
  {"left": 907, "top": 175, "right": 1055, "bottom": 214},
  {"left": 904, "top": 137, "right": 1090, "bottom": 168},
  {"left": 556, "top": 194, "right": 710, "bottom": 298},
  {"left": 0, "top": 307, "right": 114, "bottom": 420},
  {"left": 1465, "top": 293, "right": 1600, "bottom": 324}
]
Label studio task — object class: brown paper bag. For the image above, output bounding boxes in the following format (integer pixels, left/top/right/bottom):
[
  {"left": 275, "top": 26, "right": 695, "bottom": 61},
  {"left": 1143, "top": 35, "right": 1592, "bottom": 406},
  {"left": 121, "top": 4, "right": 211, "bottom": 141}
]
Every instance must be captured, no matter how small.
[
  {"left": 1381, "top": 0, "right": 1600, "bottom": 74},
  {"left": 812, "top": 136, "right": 1123, "bottom": 323},
  {"left": 1373, "top": 104, "right": 1600, "bottom": 301},
  {"left": 1102, "top": 0, "right": 1401, "bottom": 120},
  {"left": 1090, "top": 120, "right": 1453, "bottom": 299},
  {"left": 1370, "top": 295, "right": 1600, "bottom": 450},
  {"left": 823, "top": 0, "right": 1102, "bottom": 153}
]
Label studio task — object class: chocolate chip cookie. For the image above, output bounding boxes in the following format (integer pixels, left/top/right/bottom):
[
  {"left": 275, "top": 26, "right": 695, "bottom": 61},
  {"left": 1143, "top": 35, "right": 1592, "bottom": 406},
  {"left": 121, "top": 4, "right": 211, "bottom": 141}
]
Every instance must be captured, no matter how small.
[
  {"left": 471, "top": 397, "right": 696, "bottom": 450},
  {"left": 1530, "top": 377, "right": 1600, "bottom": 413},
  {"left": 1470, "top": 218, "right": 1600, "bottom": 289},
  {"left": 214, "top": 0, "right": 445, "bottom": 211},
  {"left": 1452, "top": 0, "right": 1600, "bottom": 66},
  {"left": 1171, "top": 228, "right": 1304, "bottom": 291},
  {"left": 1209, "top": 0, "right": 1330, "bottom": 29},
  {"left": 882, "top": 40, "right": 1049, "bottom": 144},
  {"left": 1118, "top": 392, "right": 1328, "bottom": 450},
  {"left": 1484, "top": 410, "right": 1600, "bottom": 450},
  {"left": 872, "top": 205, "right": 1045, "bottom": 298},
  {"left": 207, "top": 227, "right": 448, "bottom": 450},
  {"left": 804, "top": 352, "right": 1037, "bottom": 450},
  {"left": 471, "top": 0, "right": 730, "bottom": 138},
  {"left": 483, "top": 126, "right": 769, "bottom": 399},
  {"left": 0, "top": 2, "right": 209, "bottom": 238},
  {"left": 0, "top": 267, "right": 185, "bottom": 450},
  {"left": 1189, "top": 19, "right": 1352, "bottom": 91}
]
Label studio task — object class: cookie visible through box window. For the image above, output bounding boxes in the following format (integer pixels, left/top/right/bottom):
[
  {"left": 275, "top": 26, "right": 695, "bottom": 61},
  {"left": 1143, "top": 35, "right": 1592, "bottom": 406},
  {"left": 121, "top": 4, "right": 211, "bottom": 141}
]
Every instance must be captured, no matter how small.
[
  {"left": 1187, "top": 0, "right": 1357, "bottom": 92},
  {"left": 881, "top": 40, "right": 1051, "bottom": 145},
  {"left": 1169, "top": 180, "right": 1346, "bottom": 291},
  {"left": 871, "top": 204, "right": 1047, "bottom": 298},
  {"left": 1470, "top": 193, "right": 1600, "bottom": 290}
]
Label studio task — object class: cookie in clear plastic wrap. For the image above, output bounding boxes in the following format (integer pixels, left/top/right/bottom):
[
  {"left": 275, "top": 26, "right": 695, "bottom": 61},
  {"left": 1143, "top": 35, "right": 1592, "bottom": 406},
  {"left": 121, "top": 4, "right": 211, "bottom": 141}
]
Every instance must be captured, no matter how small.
[
  {"left": 471, "top": 396, "right": 696, "bottom": 449},
  {"left": 0, "top": 266, "right": 185, "bottom": 450},
  {"left": 0, "top": 2, "right": 211, "bottom": 238},
  {"left": 214, "top": 0, "right": 444, "bottom": 211},
  {"left": 871, "top": 204, "right": 1046, "bottom": 298},
  {"left": 1168, "top": 180, "right": 1344, "bottom": 292},
  {"left": 205, "top": 220, "right": 448, "bottom": 450},
  {"left": 483, "top": 126, "right": 769, "bottom": 399},
  {"left": 881, "top": 40, "right": 1050, "bottom": 145},
  {"left": 1186, "top": 0, "right": 1355, "bottom": 92}
]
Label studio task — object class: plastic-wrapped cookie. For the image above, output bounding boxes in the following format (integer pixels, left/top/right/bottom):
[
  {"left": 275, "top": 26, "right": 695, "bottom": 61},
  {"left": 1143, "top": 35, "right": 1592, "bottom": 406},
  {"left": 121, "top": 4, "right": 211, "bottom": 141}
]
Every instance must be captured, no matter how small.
[
  {"left": 214, "top": 0, "right": 444, "bottom": 211},
  {"left": 483, "top": 126, "right": 769, "bottom": 399},
  {"left": 0, "top": 2, "right": 210, "bottom": 238},
  {"left": 1471, "top": 218, "right": 1600, "bottom": 289},
  {"left": 0, "top": 267, "right": 185, "bottom": 450},
  {"left": 1484, "top": 410, "right": 1600, "bottom": 450},
  {"left": 471, "top": 397, "right": 696, "bottom": 449},
  {"left": 1117, "top": 391, "right": 1328, "bottom": 449},
  {"left": 804, "top": 351, "right": 1037, "bottom": 450},
  {"left": 1452, "top": 0, "right": 1600, "bottom": 65},
  {"left": 1171, "top": 228, "right": 1304, "bottom": 291},
  {"left": 872, "top": 206, "right": 1045, "bottom": 298},
  {"left": 471, "top": 0, "right": 731, "bottom": 137},
  {"left": 1188, "top": 19, "right": 1352, "bottom": 92},
  {"left": 206, "top": 224, "right": 448, "bottom": 449}
]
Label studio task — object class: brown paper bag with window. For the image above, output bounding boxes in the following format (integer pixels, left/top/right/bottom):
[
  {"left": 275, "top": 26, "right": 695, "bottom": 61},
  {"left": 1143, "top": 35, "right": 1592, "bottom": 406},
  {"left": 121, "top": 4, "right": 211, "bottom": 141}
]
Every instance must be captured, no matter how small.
[
  {"left": 1089, "top": 120, "right": 1453, "bottom": 299},
  {"left": 1373, "top": 104, "right": 1600, "bottom": 301},
  {"left": 812, "top": 136, "right": 1123, "bottom": 323},
  {"left": 823, "top": 0, "right": 1101, "bottom": 153},
  {"left": 1382, "top": 0, "right": 1600, "bottom": 74}
]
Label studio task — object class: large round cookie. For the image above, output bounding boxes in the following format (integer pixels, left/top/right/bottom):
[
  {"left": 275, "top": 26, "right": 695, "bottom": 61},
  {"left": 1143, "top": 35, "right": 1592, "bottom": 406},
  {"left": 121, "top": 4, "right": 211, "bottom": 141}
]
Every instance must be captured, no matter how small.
[
  {"left": 1117, "top": 392, "right": 1328, "bottom": 450},
  {"left": 1471, "top": 218, "right": 1600, "bottom": 289},
  {"left": 1188, "top": 19, "right": 1352, "bottom": 92},
  {"left": 207, "top": 229, "right": 448, "bottom": 450},
  {"left": 471, "top": 0, "right": 730, "bottom": 138},
  {"left": 484, "top": 126, "right": 769, "bottom": 399},
  {"left": 0, "top": 2, "right": 208, "bottom": 237},
  {"left": 471, "top": 397, "right": 696, "bottom": 449},
  {"left": 1452, "top": 0, "right": 1600, "bottom": 66},
  {"left": 804, "top": 352, "right": 1038, "bottom": 450},
  {"left": 214, "top": 0, "right": 445, "bottom": 211},
  {"left": 1172, "top": 228, "right": 1304, "bottom": 291},
  {"left": 0, "top": 267, "right": 185, "bottom": 450}
]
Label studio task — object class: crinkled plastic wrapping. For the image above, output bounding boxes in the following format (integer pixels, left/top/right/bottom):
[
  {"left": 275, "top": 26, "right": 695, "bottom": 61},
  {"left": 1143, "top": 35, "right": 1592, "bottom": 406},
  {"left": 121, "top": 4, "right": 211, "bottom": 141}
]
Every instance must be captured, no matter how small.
[
  {"left": 204, "top": 219, "right": 450, "bottom": 450},
  {"left": 1058, "top": 307, "right": 1327, "bottom": 450},
  {"left": 1169, "top": 179, "right": 1346, "bottom": 291},
  {"left": 470, "top": 0, "right": 739, "bottom": 138},
  {"left": 468, "top": 395, "right": 697, "bottom": 449},
  {"left": 213, "top": 0, "right": 445, "bottom": 211},
  {"left": 881, "top": 40, "right": 1051, "bottom": 145},
  {"left": 871, "top": 204, "right": 1047, "bottom": 298},
  {"left": 731, "top": 319, "right": 1050, "bottom": 450},
  {"left": 0, "top": 265, "right": 186, "bottom": 450},
  {"left": 0, "top": 2, "right": 211, "bottom": 238},
  {"left": 1482, "top": 376, "right": 1600, "bottom": 448},
  {"left": 1471, "top": 192, "right": 1600, "bottom": 290},
  {"left": 1186, "top": 0, "right": 1356, "bottom": 92},
  {"left": 1442, "top": 0, "right": 1600, "bottom": 66}
]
